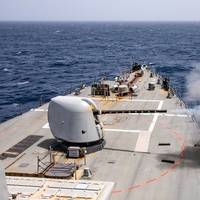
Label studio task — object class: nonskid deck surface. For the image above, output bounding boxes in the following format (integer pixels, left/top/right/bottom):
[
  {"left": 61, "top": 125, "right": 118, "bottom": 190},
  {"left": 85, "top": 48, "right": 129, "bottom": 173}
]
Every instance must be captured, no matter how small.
[{"left": 1, "top": 69, "right": 200, "bottom": 199}]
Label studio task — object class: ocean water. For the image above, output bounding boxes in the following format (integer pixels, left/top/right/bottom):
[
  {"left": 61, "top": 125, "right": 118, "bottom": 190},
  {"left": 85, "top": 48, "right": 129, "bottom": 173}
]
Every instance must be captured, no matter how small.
[{"left": 0, "top": 22, "right": 200, "bottom": 122}]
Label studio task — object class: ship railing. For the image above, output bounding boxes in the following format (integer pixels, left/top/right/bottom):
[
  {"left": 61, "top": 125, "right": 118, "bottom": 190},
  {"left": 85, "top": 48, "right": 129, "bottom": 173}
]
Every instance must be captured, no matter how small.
[{"left": 37, "top": 147, "right": 54, "bottom": 174}]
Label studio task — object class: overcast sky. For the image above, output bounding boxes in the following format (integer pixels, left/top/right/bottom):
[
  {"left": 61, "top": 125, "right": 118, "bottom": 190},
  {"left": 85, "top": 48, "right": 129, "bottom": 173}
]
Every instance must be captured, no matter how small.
[{"left": 0, "top": 0, "right": 200, "bottom": 21}]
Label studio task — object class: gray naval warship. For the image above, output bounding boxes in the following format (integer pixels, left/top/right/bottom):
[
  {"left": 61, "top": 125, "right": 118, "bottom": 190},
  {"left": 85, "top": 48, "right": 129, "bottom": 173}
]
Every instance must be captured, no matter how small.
[{"left": 0, "top": 63, "right": 200, "bottom": 200}]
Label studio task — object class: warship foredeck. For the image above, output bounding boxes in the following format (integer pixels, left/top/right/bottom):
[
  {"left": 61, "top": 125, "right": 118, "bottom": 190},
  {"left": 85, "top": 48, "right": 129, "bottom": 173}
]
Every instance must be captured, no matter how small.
[{"left": 1, "top": 69, "right": 200, "bottom": 199}]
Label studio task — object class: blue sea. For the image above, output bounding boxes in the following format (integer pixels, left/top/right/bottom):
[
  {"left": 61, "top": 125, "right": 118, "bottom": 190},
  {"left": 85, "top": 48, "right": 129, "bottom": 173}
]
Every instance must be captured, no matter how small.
[{"left": 0, "top": 22, "right": 200, "bottom": 122}]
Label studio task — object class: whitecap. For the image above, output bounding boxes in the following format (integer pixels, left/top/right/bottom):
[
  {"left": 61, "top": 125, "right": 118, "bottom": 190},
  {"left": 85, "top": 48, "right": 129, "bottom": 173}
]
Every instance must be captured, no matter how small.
[
  {"left": 3, "top": 68, "right": 9, "bottom": 72},
  {"left": 17, "top": 81, "right": 29, "bottom": 85},
  {"left": 16, "top": 51, "right": 22, "bottom": 55}
]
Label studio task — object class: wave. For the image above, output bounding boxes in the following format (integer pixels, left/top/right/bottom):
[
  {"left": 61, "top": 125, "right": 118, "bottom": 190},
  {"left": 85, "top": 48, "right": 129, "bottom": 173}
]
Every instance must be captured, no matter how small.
[
  {"left": 3, "top": 68, "right": 10, "bottom": 72},
  {"left": 53, "top": 61, "right": 66, "bottom": 66},
  {"left": 16, "top": 51, "right": 22, "bottom": 55},
  {"left": 15, "top": 50, "right": 29, "bottom": 56},
  {"left": 17, "top": 81, "right": 30, "bottom": 85},
  {"left": 53, "top": 60, "right": 79, "bottom": 67},
  {"left": 12, "top": 103, "right": 19, "bottom": 107}
]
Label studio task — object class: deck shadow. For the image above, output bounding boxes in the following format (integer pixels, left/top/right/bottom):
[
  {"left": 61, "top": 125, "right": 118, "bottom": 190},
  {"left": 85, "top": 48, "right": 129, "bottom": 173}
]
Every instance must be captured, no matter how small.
[
  {"left": 37, "top": 139, "right": 66, "bottom": 153},
  {"left": 103, "top": 147, "right": 135, "bottom": 153},
  {"left": 38, "top": 139, "right": 105, "bottom": 154}
]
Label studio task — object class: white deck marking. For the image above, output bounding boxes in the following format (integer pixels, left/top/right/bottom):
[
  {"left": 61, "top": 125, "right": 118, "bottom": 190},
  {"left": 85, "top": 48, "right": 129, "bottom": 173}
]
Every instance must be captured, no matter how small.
[
  {"left": 91, "top": 97, "right": 162, "bottom": 102},
  {"left": 129, "top": 113, "right": 188, "bottom": 117},
  {"left": 104, "top": 128, "right": 141, "bottom": 133},
  {"left": 31, "top": 108, "right": 48, "bottom": 112},
  {"left": 42, "top": 123, "right": 49, "bottom": 129},
  {"left": 42, "top": 124, "right": 141, "bottom": 133},
  {"left": 134, "top": 100, "right": 164, "bottom": 153},
  {"left": 165, "top": 114, "right": 188, "bottom": 117}
]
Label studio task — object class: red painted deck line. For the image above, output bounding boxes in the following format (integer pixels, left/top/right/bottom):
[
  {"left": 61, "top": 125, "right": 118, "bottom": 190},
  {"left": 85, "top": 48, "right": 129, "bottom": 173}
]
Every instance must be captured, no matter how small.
[{"left": 112, "top": 121, "right": 186, "bottom": 195}]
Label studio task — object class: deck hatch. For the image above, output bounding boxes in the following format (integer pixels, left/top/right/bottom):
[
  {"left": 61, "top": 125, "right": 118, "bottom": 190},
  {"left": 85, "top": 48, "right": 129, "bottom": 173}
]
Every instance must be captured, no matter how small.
[
  {"left": 45, "top": 163, "right": 76, "bottom": 178},
  {"left": 0, "top": 135, "right": 43, "bottom": 160}
]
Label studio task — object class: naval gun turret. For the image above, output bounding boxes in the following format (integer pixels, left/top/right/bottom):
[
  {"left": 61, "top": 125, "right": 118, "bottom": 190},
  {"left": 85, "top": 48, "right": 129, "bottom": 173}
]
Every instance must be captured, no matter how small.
[{"left": 48, "top": 96, "right": 104, "bottom": 147}]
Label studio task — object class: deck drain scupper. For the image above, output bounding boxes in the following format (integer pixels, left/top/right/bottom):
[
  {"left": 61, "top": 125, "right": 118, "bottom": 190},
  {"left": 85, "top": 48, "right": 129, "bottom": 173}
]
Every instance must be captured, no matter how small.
[
  {"left": 158, "top": 143, "right": 171, "bottom": 146},
  {"left": 161, "top": 159, "right": 175, "bottom": 164},
  {"left": 108, "top": 160, "right": 116, "bottom": 164}
]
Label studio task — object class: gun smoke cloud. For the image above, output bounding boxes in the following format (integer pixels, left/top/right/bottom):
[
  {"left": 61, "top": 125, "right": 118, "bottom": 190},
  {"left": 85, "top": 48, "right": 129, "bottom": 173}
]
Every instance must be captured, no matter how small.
[
  {"left": 185, "top": 63, "right": 200, "bottom": 103},
  {"left": 184, "top": 63, "right": 200, "bottom": 126}
]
